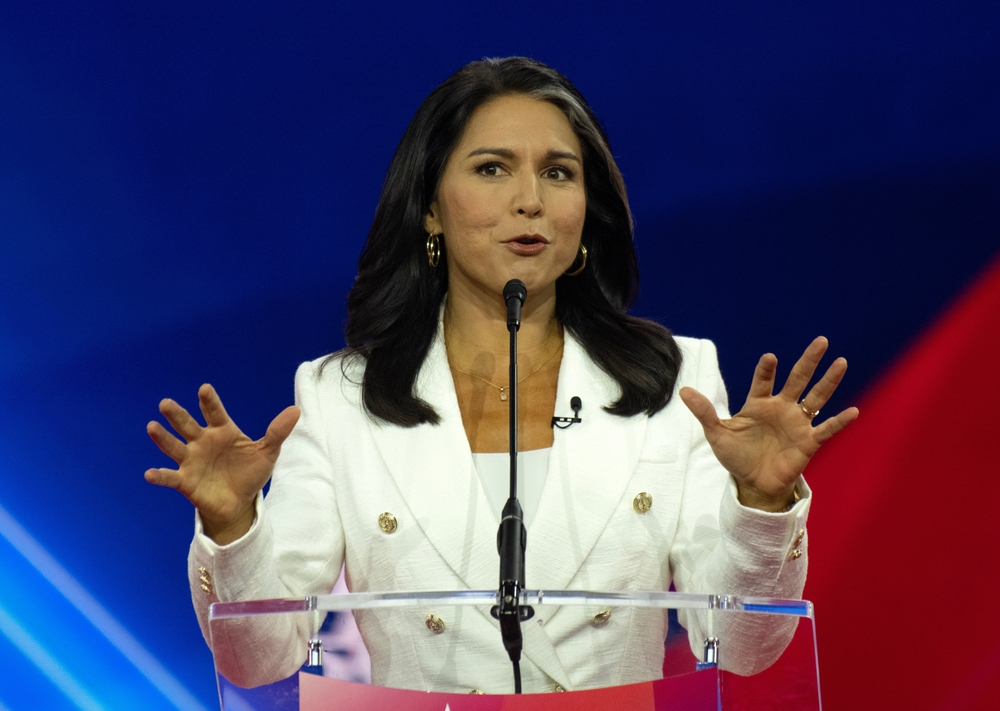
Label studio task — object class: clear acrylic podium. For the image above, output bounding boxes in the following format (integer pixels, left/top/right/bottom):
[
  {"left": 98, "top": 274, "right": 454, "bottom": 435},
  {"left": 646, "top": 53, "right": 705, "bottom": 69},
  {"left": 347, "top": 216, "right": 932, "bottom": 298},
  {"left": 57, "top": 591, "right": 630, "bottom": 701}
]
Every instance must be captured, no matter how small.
[{"left": 208, "top": 590, "right": 822, "bottom": 710}]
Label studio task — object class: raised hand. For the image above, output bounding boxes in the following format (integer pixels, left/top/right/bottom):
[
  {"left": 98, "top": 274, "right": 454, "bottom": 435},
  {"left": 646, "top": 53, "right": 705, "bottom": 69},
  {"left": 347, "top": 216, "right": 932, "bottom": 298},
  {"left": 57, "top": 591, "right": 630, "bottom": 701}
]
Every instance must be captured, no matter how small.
[
  {"left": 145, "top": 384, "right": 300, "bottom": 543},
  {"left": 679, "top": 337, "right": 859, "bottom": 511}
]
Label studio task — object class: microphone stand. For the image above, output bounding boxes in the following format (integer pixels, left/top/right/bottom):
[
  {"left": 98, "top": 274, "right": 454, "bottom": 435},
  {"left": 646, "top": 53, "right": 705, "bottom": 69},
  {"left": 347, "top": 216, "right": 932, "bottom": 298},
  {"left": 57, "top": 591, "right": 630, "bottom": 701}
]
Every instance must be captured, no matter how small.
[{"left": 491, "top": 279, "right": 534, "bottom": 693}]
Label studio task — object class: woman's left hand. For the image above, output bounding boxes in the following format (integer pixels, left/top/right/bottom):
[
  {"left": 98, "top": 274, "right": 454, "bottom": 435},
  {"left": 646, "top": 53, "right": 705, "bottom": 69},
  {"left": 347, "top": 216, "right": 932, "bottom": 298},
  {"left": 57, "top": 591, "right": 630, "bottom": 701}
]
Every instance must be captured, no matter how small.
[{"left": 679, "top": 336, "right": 859, "bottom": 511}]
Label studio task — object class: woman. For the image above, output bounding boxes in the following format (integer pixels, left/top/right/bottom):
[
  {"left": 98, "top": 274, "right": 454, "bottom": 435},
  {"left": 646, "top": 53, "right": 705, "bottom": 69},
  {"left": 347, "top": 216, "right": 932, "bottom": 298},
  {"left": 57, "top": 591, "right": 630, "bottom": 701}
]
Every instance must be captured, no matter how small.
[{"left": 145, "top": 57, "right": 857, "bottom": 694}]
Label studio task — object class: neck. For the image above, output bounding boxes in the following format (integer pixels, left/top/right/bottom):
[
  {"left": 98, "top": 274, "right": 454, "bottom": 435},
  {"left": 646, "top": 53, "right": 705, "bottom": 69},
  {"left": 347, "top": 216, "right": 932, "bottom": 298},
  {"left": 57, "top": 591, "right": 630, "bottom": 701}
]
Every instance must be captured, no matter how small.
[{"left": 444, "top": 280, "right": 561, "bottom": 372}]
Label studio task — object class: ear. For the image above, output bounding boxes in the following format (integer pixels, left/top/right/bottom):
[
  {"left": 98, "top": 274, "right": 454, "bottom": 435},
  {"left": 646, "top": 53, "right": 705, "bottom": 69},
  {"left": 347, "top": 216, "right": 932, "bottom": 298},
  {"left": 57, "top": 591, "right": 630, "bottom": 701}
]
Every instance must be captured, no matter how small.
[{"left": 423, "top": 202, "right": 443, "bottom": 235}]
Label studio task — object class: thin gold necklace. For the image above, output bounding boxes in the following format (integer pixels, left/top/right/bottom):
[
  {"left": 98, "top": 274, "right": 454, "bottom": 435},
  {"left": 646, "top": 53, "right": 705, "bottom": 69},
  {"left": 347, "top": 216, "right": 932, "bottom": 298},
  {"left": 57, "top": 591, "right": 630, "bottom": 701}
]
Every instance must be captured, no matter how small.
[{"left": 447, "top": 340, "right": 563, "bottom": 402}]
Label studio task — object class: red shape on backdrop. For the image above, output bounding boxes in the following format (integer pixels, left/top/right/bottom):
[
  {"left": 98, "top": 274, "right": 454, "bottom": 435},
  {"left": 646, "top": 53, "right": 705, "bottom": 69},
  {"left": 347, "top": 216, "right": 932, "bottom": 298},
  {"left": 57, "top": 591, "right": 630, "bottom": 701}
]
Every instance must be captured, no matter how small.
[{"left": 799, "top": 253, "right": 1000, "bottom": 710}]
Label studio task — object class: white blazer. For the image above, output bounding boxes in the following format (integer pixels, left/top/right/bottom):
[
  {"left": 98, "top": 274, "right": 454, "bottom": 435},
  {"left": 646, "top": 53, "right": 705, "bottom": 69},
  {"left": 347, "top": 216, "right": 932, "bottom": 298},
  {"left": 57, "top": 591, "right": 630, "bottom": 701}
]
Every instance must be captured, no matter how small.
[{"left": 189, "top": 327, "right": 810, "bottom": 693}]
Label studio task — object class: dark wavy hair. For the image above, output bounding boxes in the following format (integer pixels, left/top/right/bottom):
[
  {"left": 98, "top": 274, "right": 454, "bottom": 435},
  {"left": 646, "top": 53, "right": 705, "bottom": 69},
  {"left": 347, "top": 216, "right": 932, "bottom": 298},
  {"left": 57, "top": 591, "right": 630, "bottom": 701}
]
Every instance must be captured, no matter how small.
[{"left": 329, "top": 57, "right": 681, "bottom": 426}]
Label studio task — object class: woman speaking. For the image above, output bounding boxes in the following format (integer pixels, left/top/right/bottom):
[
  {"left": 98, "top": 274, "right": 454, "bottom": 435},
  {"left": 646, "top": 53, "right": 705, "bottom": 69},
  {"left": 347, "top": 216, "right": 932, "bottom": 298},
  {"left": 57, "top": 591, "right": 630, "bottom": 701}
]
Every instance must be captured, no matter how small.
[{"left": 145, "top": 57, "right": 858, "bottom": 694}]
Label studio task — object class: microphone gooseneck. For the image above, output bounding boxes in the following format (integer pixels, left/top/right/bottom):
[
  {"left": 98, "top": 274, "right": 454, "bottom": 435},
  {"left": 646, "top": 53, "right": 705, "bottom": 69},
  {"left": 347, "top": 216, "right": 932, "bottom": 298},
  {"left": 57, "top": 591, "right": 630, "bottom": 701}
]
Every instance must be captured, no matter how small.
[{"left": 491, "top": 278, "right": 533, "bottom": 693}]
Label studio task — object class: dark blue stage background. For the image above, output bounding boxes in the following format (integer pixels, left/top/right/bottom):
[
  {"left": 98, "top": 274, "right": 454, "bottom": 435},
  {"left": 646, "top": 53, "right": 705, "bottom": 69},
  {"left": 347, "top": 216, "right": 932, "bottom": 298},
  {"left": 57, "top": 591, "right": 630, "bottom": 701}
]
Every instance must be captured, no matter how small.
[{"left": 1, "top": 2, "right": 998, "bottom": 709}]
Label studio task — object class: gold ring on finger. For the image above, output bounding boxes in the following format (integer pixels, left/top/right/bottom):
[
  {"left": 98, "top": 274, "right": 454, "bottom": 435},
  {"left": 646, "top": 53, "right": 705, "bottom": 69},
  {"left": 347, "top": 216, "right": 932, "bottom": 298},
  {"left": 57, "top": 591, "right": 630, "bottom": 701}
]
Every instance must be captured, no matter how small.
[{"left": 800, "top": 404, "right": 820, "bottom": 419}]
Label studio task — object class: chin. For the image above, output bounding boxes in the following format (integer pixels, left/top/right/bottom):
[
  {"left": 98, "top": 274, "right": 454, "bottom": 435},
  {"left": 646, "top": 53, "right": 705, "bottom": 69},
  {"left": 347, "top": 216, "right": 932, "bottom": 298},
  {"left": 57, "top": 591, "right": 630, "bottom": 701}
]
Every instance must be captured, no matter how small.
[
  {"left": 501, "top": 275, "right": 556, "bottom": 308},
  {"left": 504, "top": 272, "right": 560, "bottom": 301}
]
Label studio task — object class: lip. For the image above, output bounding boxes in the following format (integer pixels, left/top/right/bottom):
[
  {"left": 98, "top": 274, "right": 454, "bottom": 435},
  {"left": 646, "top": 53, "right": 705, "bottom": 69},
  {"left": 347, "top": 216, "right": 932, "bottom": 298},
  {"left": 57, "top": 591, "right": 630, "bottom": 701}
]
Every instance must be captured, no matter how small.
[{"left": 502, "top": 233, "right": 550, "bottom": 256}]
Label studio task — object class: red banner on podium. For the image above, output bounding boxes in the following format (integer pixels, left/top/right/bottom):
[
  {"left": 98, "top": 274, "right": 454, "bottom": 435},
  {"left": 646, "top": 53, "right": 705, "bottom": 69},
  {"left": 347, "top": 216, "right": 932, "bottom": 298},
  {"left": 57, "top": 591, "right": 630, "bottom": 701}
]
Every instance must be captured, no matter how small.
[{"left": 299, "top": 670, "right": 719, "bottom": 710}]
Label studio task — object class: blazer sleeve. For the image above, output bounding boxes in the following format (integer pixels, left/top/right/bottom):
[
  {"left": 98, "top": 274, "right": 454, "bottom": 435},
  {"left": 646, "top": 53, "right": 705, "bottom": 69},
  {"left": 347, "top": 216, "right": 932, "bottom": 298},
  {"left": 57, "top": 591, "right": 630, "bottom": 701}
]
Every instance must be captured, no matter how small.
[
  {"left": 668, "top": 338, "right": 811, "bottom": 675},
  {"left": 187, "top": 359, "right": 346, "bottom": 687}
]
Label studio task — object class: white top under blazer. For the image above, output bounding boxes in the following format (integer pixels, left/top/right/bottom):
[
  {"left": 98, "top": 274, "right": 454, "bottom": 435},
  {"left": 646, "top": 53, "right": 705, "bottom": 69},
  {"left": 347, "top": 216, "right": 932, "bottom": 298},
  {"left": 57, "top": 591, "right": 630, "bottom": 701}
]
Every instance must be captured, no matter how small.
[{"left": 188, "top": 323, "right": 811, "bottom": 693}]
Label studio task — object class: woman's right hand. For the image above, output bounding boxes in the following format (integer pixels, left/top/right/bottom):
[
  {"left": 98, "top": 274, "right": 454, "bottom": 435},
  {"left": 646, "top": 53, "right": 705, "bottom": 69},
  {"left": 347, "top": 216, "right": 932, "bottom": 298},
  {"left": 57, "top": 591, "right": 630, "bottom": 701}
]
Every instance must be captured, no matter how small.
[{"left": 145, "top": 383, "right": 300, "bottom": 545}]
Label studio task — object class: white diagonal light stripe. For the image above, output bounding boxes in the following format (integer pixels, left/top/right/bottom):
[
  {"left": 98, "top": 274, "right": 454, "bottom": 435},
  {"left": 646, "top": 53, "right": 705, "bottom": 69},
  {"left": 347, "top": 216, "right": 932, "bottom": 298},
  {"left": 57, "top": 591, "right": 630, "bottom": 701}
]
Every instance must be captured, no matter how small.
[
  {"left": 220, "top": 690, "right": 257, "bottom": 711},
  {"left": 0, "top": 606, "right": 105, "bottom": 711},
  {"left": 0, "top": 502, "right": 209, "bottom": 711}
]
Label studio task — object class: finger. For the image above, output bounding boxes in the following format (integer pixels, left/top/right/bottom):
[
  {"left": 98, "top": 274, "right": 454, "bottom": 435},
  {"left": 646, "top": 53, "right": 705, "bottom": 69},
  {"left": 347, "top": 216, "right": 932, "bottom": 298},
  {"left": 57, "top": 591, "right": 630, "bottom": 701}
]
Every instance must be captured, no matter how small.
[
  {"left": 159, "top": 398, "right": 203, "bottom": 441},
  {"left": 146, "top": 420, "right": 187, "bottom": 463},
  {"left": 198, "top": 383, "right": 232, "bottom": 428},
  {"left": 679, "top": 387, "right": 722, "bottom": 442},
  {"left": 779, "top": 336, "right": 829, "bottom": 402},
  {"left": 747, "top": 353, "right": 778, "bottom": 399},
  {"left": 144, "top": 467, "right": 183, "bottom": 489},
  {"left": 813, "top": 406, "right": 860, "bottom": 444},
  {"left": 260, "top": 406, "right": 301, "bottom": 458},
  {"left": 800, "top": 357, "right": 848, "bottom": 412}
]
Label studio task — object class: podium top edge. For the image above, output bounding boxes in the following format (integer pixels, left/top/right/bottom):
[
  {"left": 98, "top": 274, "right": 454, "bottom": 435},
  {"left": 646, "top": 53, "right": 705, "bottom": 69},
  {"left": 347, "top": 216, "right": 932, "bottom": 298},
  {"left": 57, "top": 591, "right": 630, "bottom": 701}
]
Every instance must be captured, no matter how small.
[{"left": 208, "top": 590, "right": 814, "bottom": 621}]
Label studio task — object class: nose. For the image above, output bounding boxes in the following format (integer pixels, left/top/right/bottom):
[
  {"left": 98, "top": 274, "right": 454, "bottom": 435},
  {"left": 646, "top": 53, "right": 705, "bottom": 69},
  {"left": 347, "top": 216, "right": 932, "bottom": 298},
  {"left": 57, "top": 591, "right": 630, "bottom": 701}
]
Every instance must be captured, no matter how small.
[{"left": 513, "top": 173, "right": 543, "bottom": 218}]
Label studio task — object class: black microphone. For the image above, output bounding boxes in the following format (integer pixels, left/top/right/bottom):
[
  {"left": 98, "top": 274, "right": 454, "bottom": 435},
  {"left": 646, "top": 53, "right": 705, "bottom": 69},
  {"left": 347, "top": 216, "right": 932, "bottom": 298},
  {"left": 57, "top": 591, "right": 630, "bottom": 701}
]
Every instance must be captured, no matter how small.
[
  {"left": 551, "top": 396, "right": 583, "bottom": 429},
  {"left": 503, "top": 279, "right": 527, "bottom": 332},
  {"left": 491, "top": 278, "right": 533, "bottom": 693}
]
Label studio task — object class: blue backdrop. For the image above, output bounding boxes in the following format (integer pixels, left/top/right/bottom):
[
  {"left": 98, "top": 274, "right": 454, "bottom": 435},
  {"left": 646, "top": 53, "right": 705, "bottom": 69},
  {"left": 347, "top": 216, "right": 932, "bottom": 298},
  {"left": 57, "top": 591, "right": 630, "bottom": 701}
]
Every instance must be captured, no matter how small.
[{"left": 1, "top": 2, "right": 998, "bottom": 708}]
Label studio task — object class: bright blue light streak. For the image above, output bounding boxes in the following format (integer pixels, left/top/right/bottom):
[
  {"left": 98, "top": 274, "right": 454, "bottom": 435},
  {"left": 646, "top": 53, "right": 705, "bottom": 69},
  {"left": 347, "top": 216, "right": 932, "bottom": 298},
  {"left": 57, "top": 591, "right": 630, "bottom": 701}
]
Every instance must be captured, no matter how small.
[
  {"left": 0, "top": 606, "right": 105, "bottom": 711},
  {"left": 741, "top": 601, "right": 811, "bottom": 616},
  {"left": 0, "top": 503, "right": 209, "bottom": 711}
]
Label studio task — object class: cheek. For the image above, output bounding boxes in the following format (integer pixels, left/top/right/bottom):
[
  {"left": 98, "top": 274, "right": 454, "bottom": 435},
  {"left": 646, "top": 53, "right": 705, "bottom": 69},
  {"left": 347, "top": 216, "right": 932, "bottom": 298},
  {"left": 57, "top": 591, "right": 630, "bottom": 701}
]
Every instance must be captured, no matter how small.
[
  {"left": 553, "top": 193, "right": 587, "bottom": 238},
  {"left": 439, "top": 186, "right": 501, "bottom": 234}
]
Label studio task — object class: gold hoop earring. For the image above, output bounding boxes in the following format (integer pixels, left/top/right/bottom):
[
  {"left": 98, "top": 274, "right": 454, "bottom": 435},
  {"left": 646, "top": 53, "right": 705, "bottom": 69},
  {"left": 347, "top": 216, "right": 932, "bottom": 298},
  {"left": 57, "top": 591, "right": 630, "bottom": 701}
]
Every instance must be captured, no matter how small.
[
  {"left": 426, "top": 233, "right": 441, "bottom": 268},
  {"left": 563, "top": 244, "right": 588, "bottom": 277}
]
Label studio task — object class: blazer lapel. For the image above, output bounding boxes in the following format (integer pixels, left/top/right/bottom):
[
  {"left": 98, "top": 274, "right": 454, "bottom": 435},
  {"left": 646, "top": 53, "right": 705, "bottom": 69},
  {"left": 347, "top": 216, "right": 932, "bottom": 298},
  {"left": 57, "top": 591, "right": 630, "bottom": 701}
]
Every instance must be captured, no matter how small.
[
  {"left": 526, "top": 331, "right": 647, "bottom": 592},
  {"left": 520, "top": 331, "right": 646, "bottom": 689},
  {"left": 367, "top": 328, "right": 500, "bottom": 591}
]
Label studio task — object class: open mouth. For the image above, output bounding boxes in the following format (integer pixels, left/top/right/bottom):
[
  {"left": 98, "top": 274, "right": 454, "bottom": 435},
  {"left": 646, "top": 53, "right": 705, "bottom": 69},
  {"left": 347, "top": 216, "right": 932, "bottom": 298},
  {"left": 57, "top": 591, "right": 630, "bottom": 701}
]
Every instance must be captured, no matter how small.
[
  {"left": 503, "top": 234, "right": 549, "bottom": 256},
  {"left": 508, "top": 234, "right": 548, "bottom": 245}
]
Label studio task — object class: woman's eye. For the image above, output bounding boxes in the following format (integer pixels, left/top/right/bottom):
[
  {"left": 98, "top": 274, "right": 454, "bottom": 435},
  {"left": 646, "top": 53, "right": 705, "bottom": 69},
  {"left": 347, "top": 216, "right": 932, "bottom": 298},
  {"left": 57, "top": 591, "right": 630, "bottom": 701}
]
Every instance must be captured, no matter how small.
[
  {"left": 544, "top": 166, "right": 574, "bottom": 180},
  {"left": 476, "top": 162, "right": 505, "bottom": 177}
]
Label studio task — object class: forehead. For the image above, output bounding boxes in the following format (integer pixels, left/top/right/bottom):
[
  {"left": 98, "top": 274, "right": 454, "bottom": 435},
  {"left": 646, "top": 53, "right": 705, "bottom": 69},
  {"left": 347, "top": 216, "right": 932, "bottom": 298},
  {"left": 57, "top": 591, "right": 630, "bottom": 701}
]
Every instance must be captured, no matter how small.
[{"left": 454, "top": 94, "right": 581, "bottom": 155}]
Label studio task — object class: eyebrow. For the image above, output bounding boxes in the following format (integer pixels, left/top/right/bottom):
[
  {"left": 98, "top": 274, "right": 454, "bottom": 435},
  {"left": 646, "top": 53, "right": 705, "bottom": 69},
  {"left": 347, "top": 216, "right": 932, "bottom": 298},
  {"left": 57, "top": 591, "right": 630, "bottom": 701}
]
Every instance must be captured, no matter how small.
[{"left": 466, "top": 147, "right": 582, "bottom": 163}]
